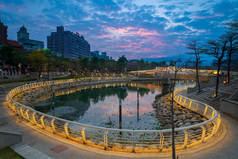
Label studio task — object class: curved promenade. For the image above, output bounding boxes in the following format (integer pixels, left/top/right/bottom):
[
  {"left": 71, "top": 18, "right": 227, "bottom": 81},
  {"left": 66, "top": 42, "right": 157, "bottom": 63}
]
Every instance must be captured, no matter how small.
[{"left": 6, "top": 77, "right": 221, "bottom": 152}]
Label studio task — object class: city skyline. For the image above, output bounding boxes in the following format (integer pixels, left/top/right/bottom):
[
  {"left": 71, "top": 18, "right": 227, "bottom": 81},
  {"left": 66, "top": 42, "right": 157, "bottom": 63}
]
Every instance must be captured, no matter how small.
[{"left": 0, "top": 0, "right": 238, "bottom": 59}]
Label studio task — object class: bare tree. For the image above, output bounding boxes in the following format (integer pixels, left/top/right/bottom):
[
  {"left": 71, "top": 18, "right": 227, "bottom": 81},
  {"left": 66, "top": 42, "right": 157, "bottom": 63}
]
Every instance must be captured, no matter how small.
[
  {"left": 205, "top": 39, "right": 227, "bottom": 98},
  {"left": 225, "top": 22, "right": 238, "bottom": 83},
  {"left": 169, "top": 59, "right": 183, "bottom": 159},
  {"left": 186, "top": 40, "right": 201, "bottom": 93}
]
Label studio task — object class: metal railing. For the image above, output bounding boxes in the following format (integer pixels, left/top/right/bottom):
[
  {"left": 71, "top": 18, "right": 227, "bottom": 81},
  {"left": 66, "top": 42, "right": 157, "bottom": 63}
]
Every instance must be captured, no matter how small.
[{"left": 6, "top": 77, "right": 221, "bottom": 152}]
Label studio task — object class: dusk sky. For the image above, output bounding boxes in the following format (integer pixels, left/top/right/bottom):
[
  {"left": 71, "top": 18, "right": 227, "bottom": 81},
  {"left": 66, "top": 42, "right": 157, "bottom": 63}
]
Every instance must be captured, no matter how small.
[{"left": 0, "top": 0, "right": 238, "bottom": 59}]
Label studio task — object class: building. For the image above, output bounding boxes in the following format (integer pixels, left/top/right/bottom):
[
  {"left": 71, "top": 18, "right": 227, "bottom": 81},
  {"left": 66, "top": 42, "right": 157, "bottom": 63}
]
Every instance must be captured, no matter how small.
[
  {"left": 0, "top": 20, "right": 24, "bottom": 50},
  {"left": 5, "top": 40, "right": 24, "bottom": 50},
  {"left": 90, "top": 51, "right": 100, "bottom": 58},
  {"left": 17, "top": 26, "right": 44, "bottom": 51},
  {"left": 47, "top": 26, "right": 91, "bottom": 59},
  {"left": 0, "top": 19, "right": 7, "bottom": 44},
  {"left": 91, "top": 51, "right": 110, "bottom": 60},
  {"left": 101, "top": 52, "right": 109, "bottom": 60}
]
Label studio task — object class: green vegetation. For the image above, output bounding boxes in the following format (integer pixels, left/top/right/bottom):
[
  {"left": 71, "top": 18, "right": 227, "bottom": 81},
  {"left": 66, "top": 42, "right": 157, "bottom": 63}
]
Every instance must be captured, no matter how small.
[
  {"left": 0, "top": 47, "right": 167, "bottom": 79},
  {"left": 0, "top": 147, "right": 24, "bottom": 159}
]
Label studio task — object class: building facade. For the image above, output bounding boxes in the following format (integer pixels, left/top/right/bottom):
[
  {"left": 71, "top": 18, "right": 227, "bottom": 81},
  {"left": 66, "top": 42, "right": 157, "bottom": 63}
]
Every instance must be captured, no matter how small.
[
  {"left": 91, "top": 51, "right": 110, "bottom": 60},
  {"left": 47, "top": 26, "right": 91, "bottom": 59},
  {"left": 0, "top": 20, "right": 24, "bottom": 50},
  {"left": 0, "top": 20, "right": 7, "bottom": 44},
  {"left": 17, "top": 26, "right": 44, "bottom": 51}
]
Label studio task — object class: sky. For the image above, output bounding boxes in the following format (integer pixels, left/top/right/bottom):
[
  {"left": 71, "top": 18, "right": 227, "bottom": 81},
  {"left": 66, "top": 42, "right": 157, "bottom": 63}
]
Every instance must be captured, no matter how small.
[{"left": 0, "top": 0, "right": 238, "bottom": 59}]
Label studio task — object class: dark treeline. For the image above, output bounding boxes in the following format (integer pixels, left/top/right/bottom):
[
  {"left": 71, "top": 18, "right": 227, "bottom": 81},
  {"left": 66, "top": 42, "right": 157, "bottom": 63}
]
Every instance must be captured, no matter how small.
[{"left": 0, "top": 46, "right": 168, "bottom": 78}]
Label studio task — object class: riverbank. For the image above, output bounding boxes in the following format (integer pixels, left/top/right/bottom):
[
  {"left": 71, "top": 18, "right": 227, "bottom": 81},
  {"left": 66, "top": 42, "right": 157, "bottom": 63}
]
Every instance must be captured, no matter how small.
[
  {"left": 153, "top": 94, "right": 206, "bottom": 129},
  {"left": 13, "top": 80, "right": 205, "bottom": 130},
  {"left": 1, "top": 81, "right": 238, "bottom": 158}
]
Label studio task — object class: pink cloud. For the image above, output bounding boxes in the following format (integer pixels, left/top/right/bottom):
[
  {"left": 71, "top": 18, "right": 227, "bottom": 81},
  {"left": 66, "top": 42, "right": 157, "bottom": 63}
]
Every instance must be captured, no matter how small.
[
  {"left": 0, "top": 4, "right": 5, "bottom": 9},
  {"left": 101, "top": 33, "right": 115, "bottom": 38},
  {"left": 97, "top": 26, "right": 168, "bottom": 58},
  {"left": 103, "top": 26, "right": 162, "bottom": 38},
  {"left": 118, "top": 41, "right": 145, "bottom": 49},
  {"left": 147, "top": 37, "right": 166, "bottom": 47}
]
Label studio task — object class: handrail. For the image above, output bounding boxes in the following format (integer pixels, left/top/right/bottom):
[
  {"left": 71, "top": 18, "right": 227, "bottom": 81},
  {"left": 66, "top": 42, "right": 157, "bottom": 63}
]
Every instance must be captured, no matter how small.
[{"left": 6, "top": 77, "right": 221, "bottom": 152}]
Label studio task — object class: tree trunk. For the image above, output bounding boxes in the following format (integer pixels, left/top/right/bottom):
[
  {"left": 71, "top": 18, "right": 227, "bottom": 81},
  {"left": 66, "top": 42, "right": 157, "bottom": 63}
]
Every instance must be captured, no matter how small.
[
  {"left": 38, "top": 65, "right": 41, "bottom": 80},
  {"left": 47, "top": 65, "right": 50, "bottom": 80},
  {"left": 227, "top": 40, "right": 232, "bottom": 84},
  {"left": 137, "top": 89, "right": 139, "bottom": 121},
  {"left": 119, "top": 98, "right": 122, "bottom": 130},
  {"left": 227, "top": 53, "right": 231, "bottom": 84},
  {"left": 171, "top": 71, "right": 177, "bottom": 159},
  {"left": 215, "top": 60, "right": 221, "bottom": 98},
  {"left": 195, "top": 58, "right": 201, "bottom": 92}
]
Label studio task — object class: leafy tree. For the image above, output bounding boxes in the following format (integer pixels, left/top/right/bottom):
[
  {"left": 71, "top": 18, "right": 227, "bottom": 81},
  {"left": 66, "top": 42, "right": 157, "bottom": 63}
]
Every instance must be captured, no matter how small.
[
  {"left": 13, "top": 50, "right": 29, "bottom": 74},
  {"left": 45, "top": 51, "right": 58, "bottom": 79},
  {"left": 98, "top": 58, "right": 106, "bottom": 72},
  {"left": 158, "top": 61, "right": 167, "bottom": 67},
  {"left": 78, "top": 57, "right": 89, "bottom": 74},
  {"left": 28, "top": 50, "right": 47, "bottom": 78},
  {"left": 105, "top": 59, "right": 117, "bottom": 73},
  {"left": 90, "top": 57, "right": 99, "bottom": 72},
  {"left": 0, "top": 46, "right": 15, "bottom": 66},
  {"left": 117, "top": 55, "right": 128, "bottom": 73}
]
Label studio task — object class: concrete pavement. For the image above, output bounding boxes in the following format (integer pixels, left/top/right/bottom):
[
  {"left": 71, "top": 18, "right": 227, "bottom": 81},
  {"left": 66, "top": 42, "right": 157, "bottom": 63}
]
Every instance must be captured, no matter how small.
[{"left": 0, "top": 82, "right": 238, "bottom": 159}]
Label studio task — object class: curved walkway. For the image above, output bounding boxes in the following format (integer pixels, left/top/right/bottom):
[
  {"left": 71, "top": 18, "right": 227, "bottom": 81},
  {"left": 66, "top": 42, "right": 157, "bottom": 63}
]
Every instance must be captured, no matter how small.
[{"left": 0, "top": 82, "right": 238, "bottom": 159}]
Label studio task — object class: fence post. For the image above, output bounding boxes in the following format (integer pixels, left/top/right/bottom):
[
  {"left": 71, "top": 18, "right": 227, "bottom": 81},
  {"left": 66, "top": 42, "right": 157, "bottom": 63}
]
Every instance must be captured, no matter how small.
[
  {"left": 25, "top": 109, "right": 30, "bottom": 121},
  {"left": 200, "top": 125, "right": 206, "bottom": 142},
  {"left": 51, "top": 118, "right": 56, "bottom": 133},
  {"left": 203, "top": 105, "right": 208, "bottom": 116},
  {"left": 64, "top": 122, "right": 69, "bottom": 138},
  {"left": 32, "top": 112, "right": 37, "bottom": 125},
  {"left": 159, "top": 132, "right": 164, "bottom": 151},
  {"left": 81, "top": 128, "right": 86, "bottom": 144},
  {"left": 12, "top": 103, "right": 16, "bottom": 113},
  {"left": 40, "top": 115, "right": 45, "bottom": 128},
  {"left": 183, "top": 130, "right": 188, "bottom": 148},
  {"left": 104, "top": 131, "right": 108, "bottom": 150},
  {"left": 211, "top": 121, "right": 217, "bottom": 136},
  {"left": 183, "top": 98, "right": 187, "bottom": 105},
  {"left": 189, "top": 100, "right": 192, "bottom": 109},
  {"left": 20, "top": 107, "right": 24, "bottom": 118},
  {"left": 215, "top": 116, "right": 221, "bottom": 132},
  {"left": 211, "top": 110, "right": 215, "bottom": 118},
  {"left": 132, "top": 131, "right": 135, "bottom": 153}
]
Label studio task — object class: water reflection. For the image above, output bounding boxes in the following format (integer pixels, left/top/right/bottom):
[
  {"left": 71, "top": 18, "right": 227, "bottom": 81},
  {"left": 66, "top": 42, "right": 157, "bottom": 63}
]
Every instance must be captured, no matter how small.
[{"left": 34, "top": 80, "right": 195, "bottom": 130}]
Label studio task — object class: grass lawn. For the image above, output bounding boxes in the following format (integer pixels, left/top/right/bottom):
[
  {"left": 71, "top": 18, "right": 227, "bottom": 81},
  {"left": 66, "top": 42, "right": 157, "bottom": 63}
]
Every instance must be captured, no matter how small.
[{"left": 0, "top": 147, "right": 24, "bottom": 159}]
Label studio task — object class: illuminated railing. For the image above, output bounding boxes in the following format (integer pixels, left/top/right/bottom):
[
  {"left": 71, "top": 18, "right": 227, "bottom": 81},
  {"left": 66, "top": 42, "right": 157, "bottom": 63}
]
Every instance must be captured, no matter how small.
[{"left": 6, "top": 77, "right": 221, "bottom": 152}]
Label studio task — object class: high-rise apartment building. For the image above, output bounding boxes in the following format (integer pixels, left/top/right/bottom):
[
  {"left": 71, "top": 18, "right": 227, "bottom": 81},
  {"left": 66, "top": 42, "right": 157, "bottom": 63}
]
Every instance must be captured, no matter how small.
[
  {"left": 17, "top": 26, "right": 44, "bottom": 51},
  {"left": 0, "top": 20, "right": 7, "bottom": 44},
  {"left": 47, "top": 26, "right": 90, "bottom": 59}
]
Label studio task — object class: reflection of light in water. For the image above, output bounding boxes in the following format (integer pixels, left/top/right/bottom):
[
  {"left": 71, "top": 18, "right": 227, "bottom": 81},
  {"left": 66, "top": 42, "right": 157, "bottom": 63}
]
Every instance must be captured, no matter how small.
[{"left": 34, "top": 80, "right": 196, "bottom": 130}]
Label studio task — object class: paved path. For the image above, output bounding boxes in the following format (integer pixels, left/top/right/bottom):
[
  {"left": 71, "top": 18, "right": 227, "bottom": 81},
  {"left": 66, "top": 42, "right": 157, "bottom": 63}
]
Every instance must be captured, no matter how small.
[
  {"left": 11, "top": 143, "right": 53, "bottom": 159},
  {"left": 0, "top": 82, "right": 238, "bottom": 159}
]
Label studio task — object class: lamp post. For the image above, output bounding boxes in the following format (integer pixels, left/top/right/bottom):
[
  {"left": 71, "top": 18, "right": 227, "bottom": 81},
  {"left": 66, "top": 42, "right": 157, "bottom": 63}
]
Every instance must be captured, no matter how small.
[{"left": 137, "top": 87, "right": 140, "bottom": 121}]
